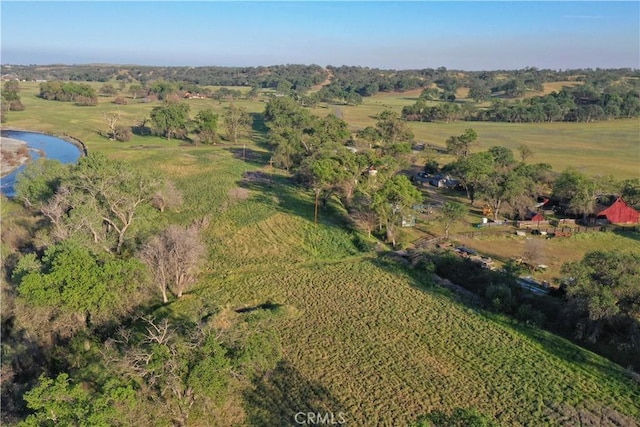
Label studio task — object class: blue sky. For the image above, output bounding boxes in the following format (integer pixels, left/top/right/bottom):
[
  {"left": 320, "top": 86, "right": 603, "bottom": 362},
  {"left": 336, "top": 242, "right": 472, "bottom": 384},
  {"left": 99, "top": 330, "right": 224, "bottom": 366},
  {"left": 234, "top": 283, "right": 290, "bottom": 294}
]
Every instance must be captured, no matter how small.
[{"left": 1, "top": 1, "right": 638, "bottom": 70}]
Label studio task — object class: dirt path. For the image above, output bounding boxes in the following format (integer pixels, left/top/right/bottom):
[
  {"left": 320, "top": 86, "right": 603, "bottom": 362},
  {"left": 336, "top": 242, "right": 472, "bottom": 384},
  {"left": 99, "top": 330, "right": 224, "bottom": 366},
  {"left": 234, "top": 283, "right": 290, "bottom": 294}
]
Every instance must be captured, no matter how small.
[{"left": 311, "top": 68, "right": 334, "bottom": 91}]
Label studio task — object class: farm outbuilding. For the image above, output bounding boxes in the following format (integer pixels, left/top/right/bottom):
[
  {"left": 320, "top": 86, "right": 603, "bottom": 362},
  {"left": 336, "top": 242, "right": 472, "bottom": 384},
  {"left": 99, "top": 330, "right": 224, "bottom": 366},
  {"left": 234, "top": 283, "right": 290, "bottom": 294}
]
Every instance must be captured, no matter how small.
[{"left": 592, "top": 197, "right": 640, "bottom": 224}]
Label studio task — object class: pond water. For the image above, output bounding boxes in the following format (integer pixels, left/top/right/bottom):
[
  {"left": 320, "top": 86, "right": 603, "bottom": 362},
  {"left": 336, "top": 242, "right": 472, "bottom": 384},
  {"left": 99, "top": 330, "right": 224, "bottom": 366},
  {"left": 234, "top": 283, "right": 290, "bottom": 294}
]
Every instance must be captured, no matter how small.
[{"left": 1, "top": 130, "right": 83, "bottom": 197}]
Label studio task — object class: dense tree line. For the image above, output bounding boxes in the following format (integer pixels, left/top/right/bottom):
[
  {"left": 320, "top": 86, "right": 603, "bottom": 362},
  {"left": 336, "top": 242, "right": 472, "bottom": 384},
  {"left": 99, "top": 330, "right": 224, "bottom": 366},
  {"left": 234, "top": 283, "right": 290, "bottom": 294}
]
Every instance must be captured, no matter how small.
[
  {"left": 5, "top": 64, "right": 637, "bottom": 97},
  {"left": 404, "top": 83, "right": 640, "bottom": 123},
  {"left": 38, "top": 81, "right": 98, "bottom": 106},
  {"left": 1, "top": 81, "right": 25, "bottom": 122},
  {"left": 263, "top": 97, "right": 421, "bottom": 245},
  {"left": 3, "top": 64, "right": 328, "bottom": 90}
]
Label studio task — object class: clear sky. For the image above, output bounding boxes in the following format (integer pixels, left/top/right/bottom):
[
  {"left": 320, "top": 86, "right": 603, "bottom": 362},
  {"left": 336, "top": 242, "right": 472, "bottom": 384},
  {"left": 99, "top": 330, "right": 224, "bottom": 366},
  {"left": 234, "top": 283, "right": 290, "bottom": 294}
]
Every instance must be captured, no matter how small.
[{"left": 1, "top": 1, "right": 638, "bottom": 70}]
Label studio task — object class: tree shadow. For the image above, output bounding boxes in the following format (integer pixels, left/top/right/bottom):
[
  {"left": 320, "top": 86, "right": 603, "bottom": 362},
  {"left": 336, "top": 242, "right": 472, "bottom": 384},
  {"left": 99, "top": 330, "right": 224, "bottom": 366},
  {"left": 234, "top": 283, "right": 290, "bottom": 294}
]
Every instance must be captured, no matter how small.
[
  {"left": 612, "top": 227, "right": 640, "bottom": 242},
  {"left": 223, "top": 147, "right": 271, "bottom": 168},
  {"left": 237, "top": 171, "right": 350, "bottom": 227},
  {"left": 235, "top": 301, "right": 282, "bottom": 314},
  {"left": 249, "top": 112, "right": 272, "bottom": 151},
  {"left": 242, "top": 359, "right": 348, "bottom": 427}
]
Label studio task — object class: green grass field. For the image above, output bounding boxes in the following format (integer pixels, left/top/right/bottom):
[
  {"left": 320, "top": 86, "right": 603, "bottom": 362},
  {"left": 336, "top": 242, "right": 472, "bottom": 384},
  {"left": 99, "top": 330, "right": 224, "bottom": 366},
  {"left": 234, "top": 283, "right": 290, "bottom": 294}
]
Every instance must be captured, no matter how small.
[
  {"left": 157, "top": 144, "right": 640, "bottom": 426},
  {"left": 3, "top": 83, "right": 640, "bottom": 426}
]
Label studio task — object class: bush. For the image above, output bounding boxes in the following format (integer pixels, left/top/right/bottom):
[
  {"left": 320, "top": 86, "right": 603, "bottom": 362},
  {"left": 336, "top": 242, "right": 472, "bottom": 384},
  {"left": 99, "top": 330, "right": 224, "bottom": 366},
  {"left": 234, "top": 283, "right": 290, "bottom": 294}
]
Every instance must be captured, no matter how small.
[
  {"left": 196, "top": 130, "right": 220, "bottom": 145},
  {"left": 516, "top": 304, "right": 546, "bottom": 327},
  {"left": 113, "top": 125, "right": 132, "bottom": 142},
  {"left": 485, "top": 284, "right": 516, "bottom": 313},
  {"left": 75, "top": 95, "right": 97, "bottom": 106},
  {"left": 9, "top": 100, "right": 25, "bottom": 111},
  {"left": 113, "top": 96, "right": 127, "bottom": 105}
]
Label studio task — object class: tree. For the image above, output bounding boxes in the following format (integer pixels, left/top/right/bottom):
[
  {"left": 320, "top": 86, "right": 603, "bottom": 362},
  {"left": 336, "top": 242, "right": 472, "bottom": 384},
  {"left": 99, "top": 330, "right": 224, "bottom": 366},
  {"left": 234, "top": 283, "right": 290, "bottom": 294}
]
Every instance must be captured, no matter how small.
[
  {"left": 440, "top": 201, "right": 466, "bottom": 239},
  {"left": 148, "top": 79, "right": 176, "bottom": 100},
  {"left": 74, "top": 154, "right": 159, "bottom": 252},
  {"left": 446, "top": 128, "right": 478, "bottom": 159},
  {"left": 150, "top": 101, "right": 190, "bottom": 140},
  {"left": 2, "top": 80, "right": 24, "bottom": 112},
  {"left": 21, "top": 153, "right": 160, "bottom": 253},
  {"left": 14, "top": 159, "right": 71, "bottom": 208},
  {"left": 521, "top": 238, "right": 546, "bottom": 271},
  {"left": 450, "top": 151, "right": 494, "bottom": 204},
  {"left": 620, "top": 178, "right": 640, "bottom": 208},
  {"left": 518, "top": 144, "right": 534, "bottom": 162},
  {"left": 128, "top": 84, "right": 146, "bottom": 100},
  {"left": 477, "top": 169, "right": 528, "bottom": 221},
  {"left": 561, "top": 251, "right": 640, "bottom": 349},
  {"left": 553, "top": 168, "right": 611, "bottom": 221},
  {"left": 194, "top": 108, "right": 219, "bottom": 144},
  {"left": 300, "top": 156, "right": 341, "bottom": 224},
  {"left": 99, "top": 83, "right": 118, "bottom": 96},
  {"left": 16, "top": 241, "right": 146, "bottom": 327},
  {"left": 375, "top": 110, "right": 414, "bottom": 145},
  {"left": 138, "top": 222, "right": 206, "bottom": 302},
  {"left": 488, "top": 146, "right": 515, "bottom": 169},
  {"left": 223, "top": 103, "right": 252, "bottom": 145},
  {"left": 371, "top": 175, "right": 422, "bottom": 246},
  {"left": 151, "top": 180, "right": 183, "bottom": 213},
  {"left": 468, "top": 82, "right": 492, "bottom": 102},
  {"left": 100, "top": 316, "right": 231, "bottom": 426},
  {"left": 20, "top": 373, "right": 136, "bottom": 427},
  {"left": 355, "top": 126, "right": 382, "bottom": 149},
  {"left": 102, "top": 111, "right": 121, "bottom": 140}
]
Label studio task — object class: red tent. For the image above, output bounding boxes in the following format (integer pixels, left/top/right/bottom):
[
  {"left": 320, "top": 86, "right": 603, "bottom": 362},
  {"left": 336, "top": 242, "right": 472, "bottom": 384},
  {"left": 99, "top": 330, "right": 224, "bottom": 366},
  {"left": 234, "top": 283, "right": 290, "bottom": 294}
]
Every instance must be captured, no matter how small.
[{"left": 595, "top": 198, "right": 640, "bottom": 224}]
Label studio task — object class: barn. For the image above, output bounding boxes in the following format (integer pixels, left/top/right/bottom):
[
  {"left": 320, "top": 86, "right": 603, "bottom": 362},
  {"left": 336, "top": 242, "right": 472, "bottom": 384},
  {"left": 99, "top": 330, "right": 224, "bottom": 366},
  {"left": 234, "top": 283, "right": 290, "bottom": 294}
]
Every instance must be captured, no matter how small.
[{"left": 593, "top": 197, "right": 640, "bottom": 224}]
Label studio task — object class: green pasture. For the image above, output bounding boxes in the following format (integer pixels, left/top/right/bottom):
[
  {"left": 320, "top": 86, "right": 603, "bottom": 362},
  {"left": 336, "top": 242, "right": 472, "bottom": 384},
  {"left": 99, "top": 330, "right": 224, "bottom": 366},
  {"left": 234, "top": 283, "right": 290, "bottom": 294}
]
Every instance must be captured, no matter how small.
[{"left": 5, "top": 82, "right": 638, "bottom": 178}]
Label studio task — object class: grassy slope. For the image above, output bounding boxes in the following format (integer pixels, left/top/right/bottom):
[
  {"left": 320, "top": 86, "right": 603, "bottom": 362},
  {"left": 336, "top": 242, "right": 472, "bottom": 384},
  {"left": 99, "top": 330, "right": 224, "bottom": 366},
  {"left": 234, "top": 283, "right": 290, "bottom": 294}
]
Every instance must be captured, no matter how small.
[
  {"left": 137, "top": 143, "right": 640, "bottom": 426},
  {"left": 188, "top": 153, "right": 639, "bottom": 426},
  {"left": 3, "top": 85, "right": 640, "bottom": 426}
]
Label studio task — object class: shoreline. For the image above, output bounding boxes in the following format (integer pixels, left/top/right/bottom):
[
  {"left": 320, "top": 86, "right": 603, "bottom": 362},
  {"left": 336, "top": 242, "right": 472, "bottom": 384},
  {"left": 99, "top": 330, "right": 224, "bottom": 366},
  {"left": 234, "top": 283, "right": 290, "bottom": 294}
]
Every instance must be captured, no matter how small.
[
  {"left": 0, "top": 137, "right": 31, "bottom": 178},
  {"left": 0, "top": 126, "right": 89, "bottom": 157}
]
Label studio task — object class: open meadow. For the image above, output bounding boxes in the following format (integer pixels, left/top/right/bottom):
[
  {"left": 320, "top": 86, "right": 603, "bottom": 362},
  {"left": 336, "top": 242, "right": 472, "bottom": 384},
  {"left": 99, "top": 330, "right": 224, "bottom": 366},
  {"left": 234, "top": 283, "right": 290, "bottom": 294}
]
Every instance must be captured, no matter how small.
[{"left": 2, "top": 83, "right": 640, "bottom": 425}]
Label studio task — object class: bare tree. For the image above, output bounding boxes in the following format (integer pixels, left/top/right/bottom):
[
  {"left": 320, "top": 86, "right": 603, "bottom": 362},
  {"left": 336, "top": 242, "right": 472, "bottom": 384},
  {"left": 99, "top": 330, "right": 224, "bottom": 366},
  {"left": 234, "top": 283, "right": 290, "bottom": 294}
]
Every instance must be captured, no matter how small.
[
  {"left": 139, "top": 222, "right": 206, "bottom": 302},
  {"left": 519, "top": 144, "right": 534, "bottom": 162},
  {"left": 102, "top": 111, "right": 121, "bottom": 140},
  {"left": 151, "top": 180, "right": 183, "bottom": 213},
  {"left": 522, "top": 238, "right": 546, "bottom": 271}
]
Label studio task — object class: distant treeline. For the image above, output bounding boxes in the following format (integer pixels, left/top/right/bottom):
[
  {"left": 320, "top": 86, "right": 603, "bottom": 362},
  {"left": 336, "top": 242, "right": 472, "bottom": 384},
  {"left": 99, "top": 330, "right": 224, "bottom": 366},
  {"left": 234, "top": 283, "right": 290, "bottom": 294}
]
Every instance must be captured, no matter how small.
[
  {"left": 3, "top": 64, "right": 638, "bottom": 96},
  {"left": 402, "top": 84, "right": 640, "bottom": 123}
]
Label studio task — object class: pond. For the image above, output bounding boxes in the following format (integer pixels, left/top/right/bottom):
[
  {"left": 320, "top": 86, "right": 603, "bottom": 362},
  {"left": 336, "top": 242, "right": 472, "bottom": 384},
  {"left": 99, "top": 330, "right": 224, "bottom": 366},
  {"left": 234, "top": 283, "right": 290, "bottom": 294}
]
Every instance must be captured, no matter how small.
[{"left": 1, "top": 130, "right": 83, "bottom": 197}]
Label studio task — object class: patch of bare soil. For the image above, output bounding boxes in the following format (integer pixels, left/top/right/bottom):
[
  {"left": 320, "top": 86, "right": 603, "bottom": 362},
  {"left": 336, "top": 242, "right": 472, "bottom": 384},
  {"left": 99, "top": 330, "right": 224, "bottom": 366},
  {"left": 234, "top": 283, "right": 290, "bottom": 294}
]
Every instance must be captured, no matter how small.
[
  {"left": 1, "top": 137, "right": 30, "bottom": 177},
  {"left": 241, "top": 170, "right": 272, "bottom": 184},
  {"left": 228, "top": 187, "right": 250, "bottom": 201}
]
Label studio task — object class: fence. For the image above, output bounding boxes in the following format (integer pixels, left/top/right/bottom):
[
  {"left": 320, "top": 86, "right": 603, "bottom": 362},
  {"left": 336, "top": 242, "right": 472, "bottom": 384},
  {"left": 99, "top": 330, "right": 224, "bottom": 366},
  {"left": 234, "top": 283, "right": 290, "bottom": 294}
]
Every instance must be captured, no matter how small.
[{"left": 455, "top": 224, "right": 616, "bottom": 240}]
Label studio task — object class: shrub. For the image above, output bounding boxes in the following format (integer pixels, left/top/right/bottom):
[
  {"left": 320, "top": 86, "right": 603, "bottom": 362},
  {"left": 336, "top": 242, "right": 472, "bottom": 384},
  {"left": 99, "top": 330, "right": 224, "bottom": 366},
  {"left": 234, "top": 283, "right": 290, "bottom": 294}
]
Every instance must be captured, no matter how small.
[
  {"left": 485, "top": 284, "right": 516, "bottom": 314},
  {"left": 75, "top": 95, "right": 98, "bottom": 106},
  {"left": 113, "top": 125, "right": 132, "bottom": 142},
  {"left": 516, "top": 304, "right": 546, "bottom": 327},
  {"left": 113, "top": 96, "right": 127, "bottom": 105},
  {"left": 9, "top": 100, "right": 25, "bottom": 111}
]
